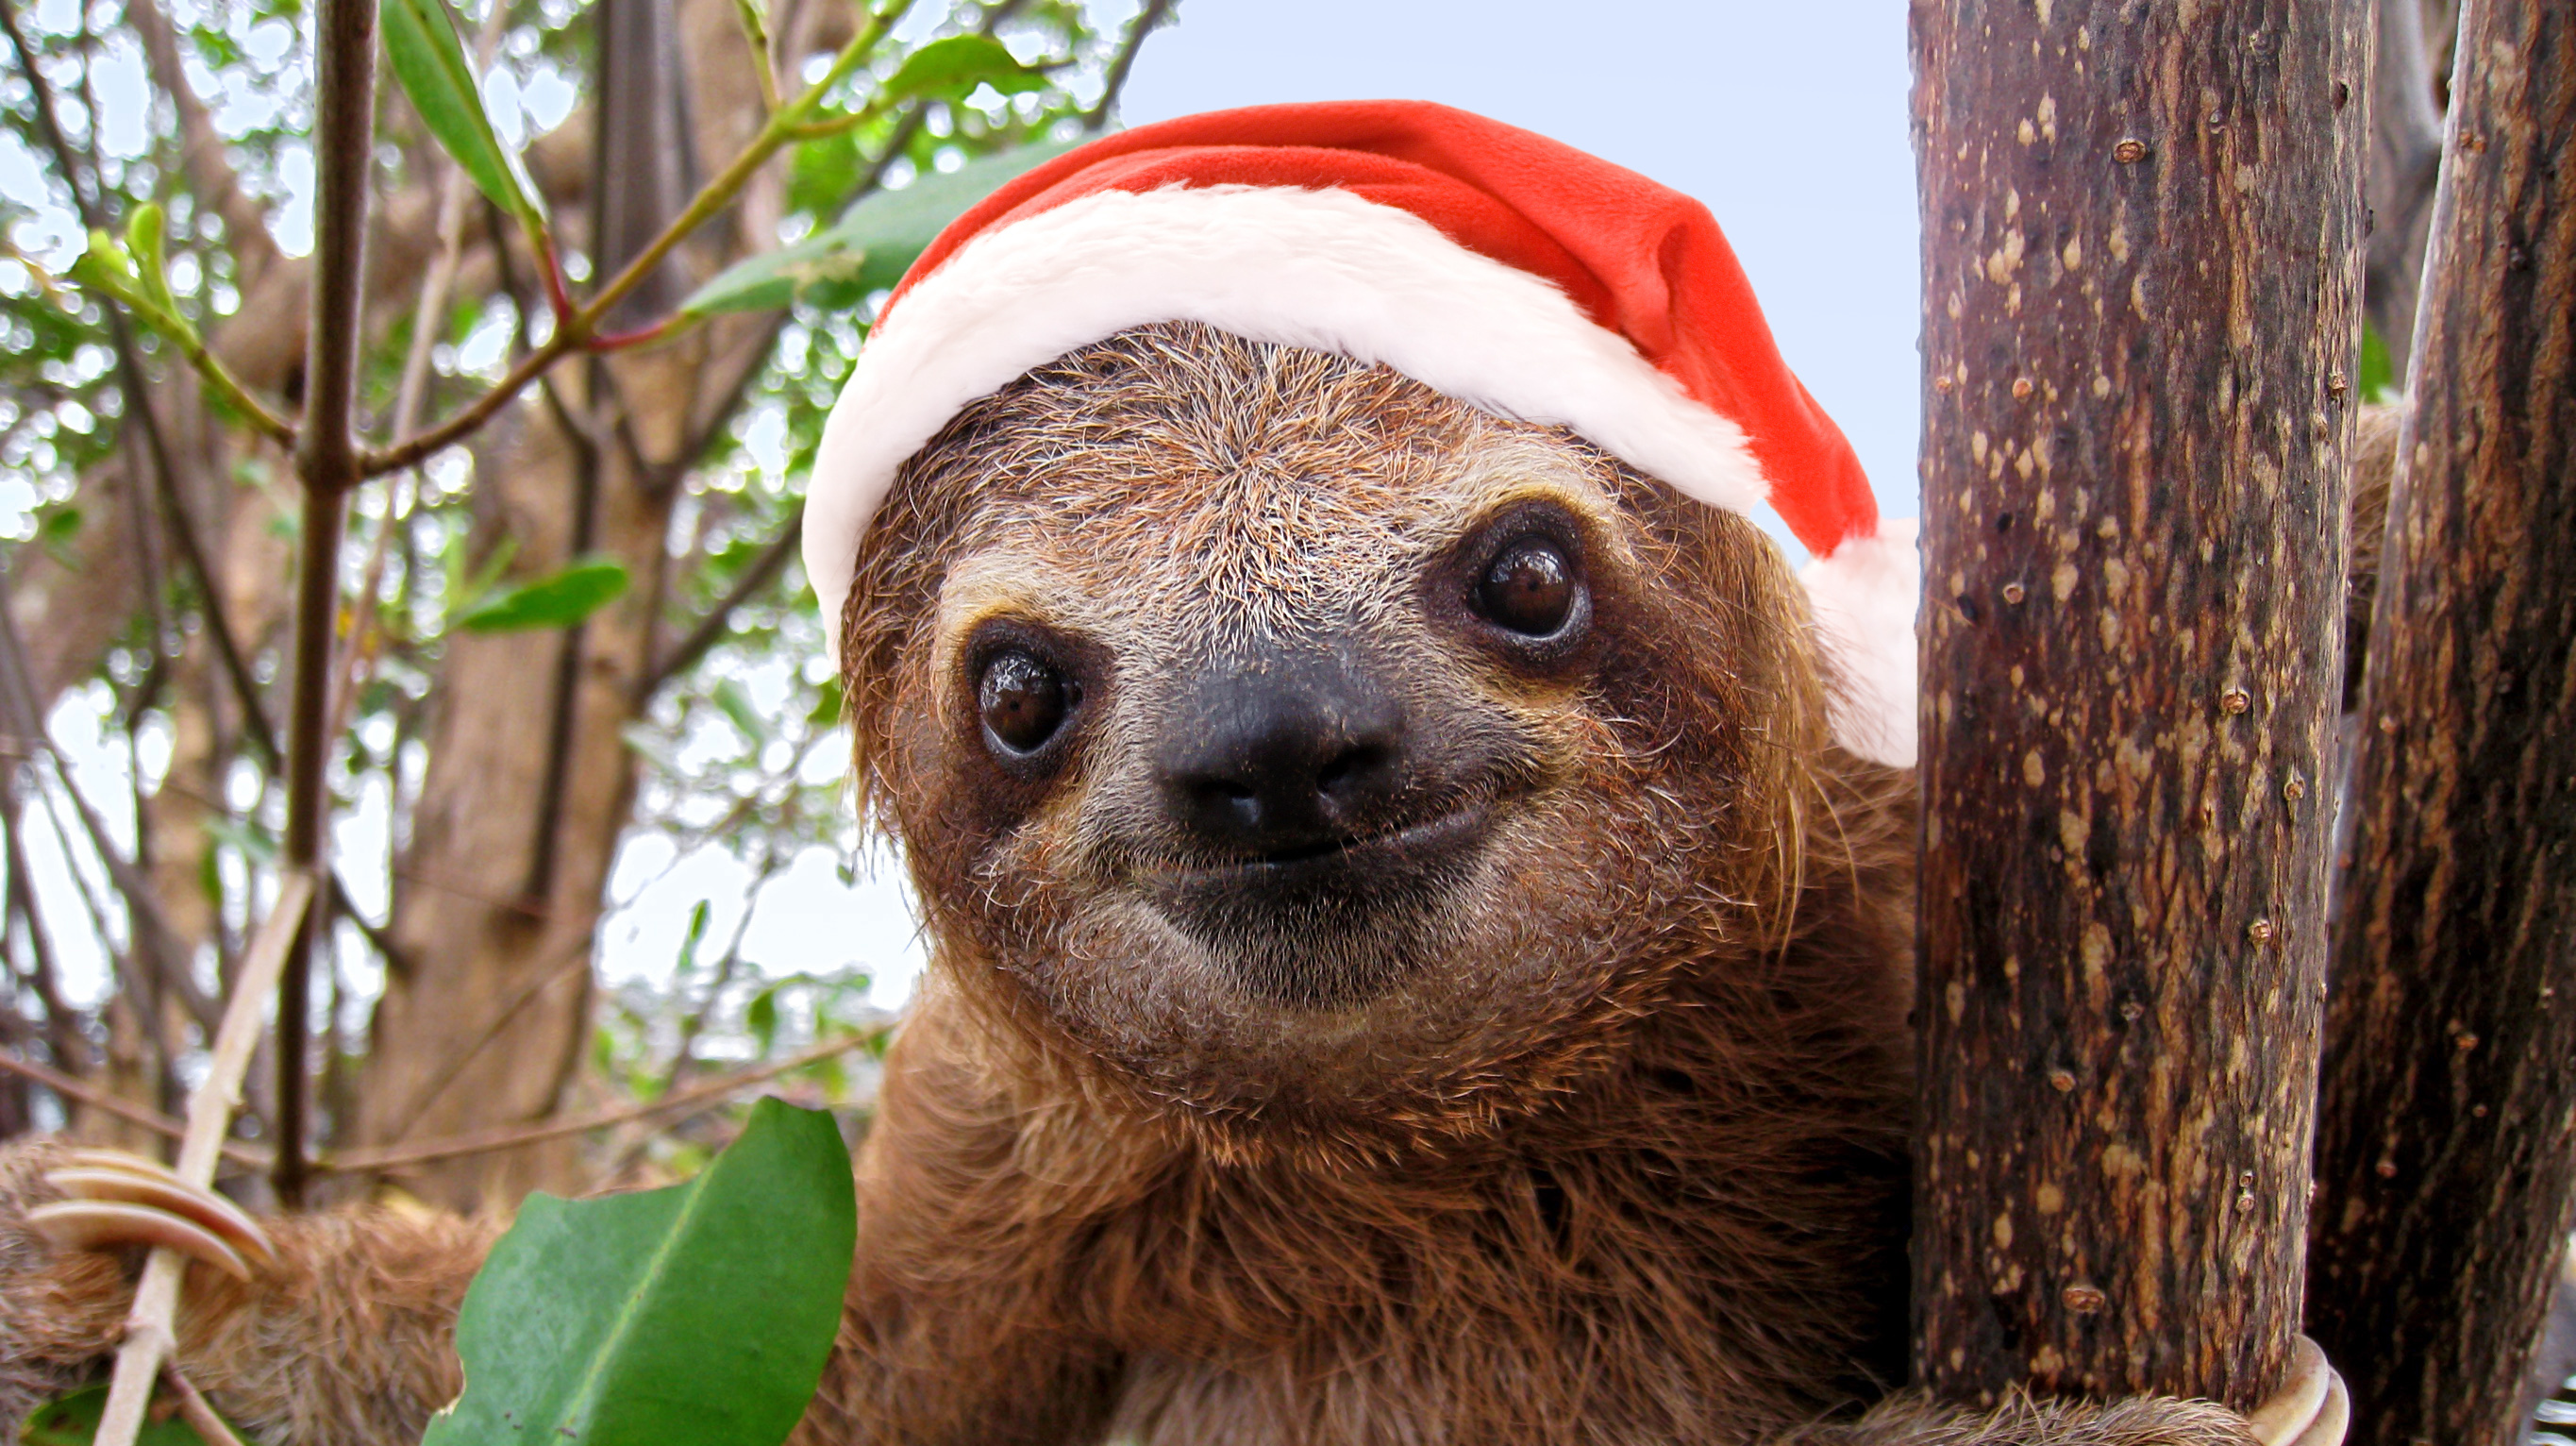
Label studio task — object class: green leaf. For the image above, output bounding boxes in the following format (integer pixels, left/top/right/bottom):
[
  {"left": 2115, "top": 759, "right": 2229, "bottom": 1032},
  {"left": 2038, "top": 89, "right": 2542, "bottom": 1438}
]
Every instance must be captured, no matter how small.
[
  {"left": 746, "top": 984, "right": 780, "bottom": 1055},
  {"left": 24, "top": 1385, "right": 218, "bottom": 1445},
  {"left": 204, "top": 814, "right": 279, "bottom": 865},
  {"left": 807, "top": 675, "right": 844, "bottom": 727},
  {"left": 454, "top": 556, "right": 630, "bottom": 632},
  {"left": 123, "top": 203, "right": 178, "bottom": 319},
  {"left": 882, "top": 34, "right": 1049, "bottom": 104},
  {"left": 712, "top": 678, "right": 768, "bottom": 744},
  {"left": 380, "top": 0, "right": 546, "bottom": 230},
  {"left": 676, "top": 899, "right": 714, "bottom": 976},
  {"left": 677, "top": 138, "right": 1080, "bottom": 318},
  {"left": 421, "top": 1098, "right": 856, "bottom": 1446},
  {"left": 34, "top": 503, "right": 83, "bottom": 568}
]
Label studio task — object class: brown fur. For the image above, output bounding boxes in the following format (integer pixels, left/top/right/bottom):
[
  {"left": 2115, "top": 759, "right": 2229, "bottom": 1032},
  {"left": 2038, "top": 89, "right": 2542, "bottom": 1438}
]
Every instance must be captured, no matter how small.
[{"left": 0, "top": 324, "right": 2268, "bottom": 1446}]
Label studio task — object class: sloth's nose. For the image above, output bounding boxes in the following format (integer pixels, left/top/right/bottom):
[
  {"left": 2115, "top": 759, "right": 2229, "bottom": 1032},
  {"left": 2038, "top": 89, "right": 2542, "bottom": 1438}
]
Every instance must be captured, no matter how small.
[{"left": 1158, "top": 653, "right": 1409, "bottom": 855}]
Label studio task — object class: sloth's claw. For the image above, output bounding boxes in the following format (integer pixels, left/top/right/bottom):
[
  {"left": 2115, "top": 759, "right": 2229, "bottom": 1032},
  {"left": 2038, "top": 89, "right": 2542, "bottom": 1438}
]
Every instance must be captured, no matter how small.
[
  {"left": 25, "top": 1150, "right": 276, "bottom": 1278},
  {"left": 2245, "top": 1337, "right": 2347, "bottom": 1446},
  {"left": 27, "top": 1201, "right": 255, "bottom": 1279}
]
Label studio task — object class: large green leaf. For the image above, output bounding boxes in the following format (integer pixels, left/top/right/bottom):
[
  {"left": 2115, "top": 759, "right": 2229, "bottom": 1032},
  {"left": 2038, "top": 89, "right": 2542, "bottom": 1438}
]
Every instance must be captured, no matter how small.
[
  {"left": 678, "top": 137, "right": 1081, "bottom": 319},
  {"left": 453, "top": 556, "right": 631, "bottom": 632},
  {"left": 420, "top": 1097, "right": 856, "bottom": 1446},
  {"left": 381, "top": 0, "right": 544, "bottom": 229},
  {"left": 23, "top": 1386, "right": 215, "bottom": 1446},
  {"left": 881, "top": 34, "right": 1050, "bottom": 104}
]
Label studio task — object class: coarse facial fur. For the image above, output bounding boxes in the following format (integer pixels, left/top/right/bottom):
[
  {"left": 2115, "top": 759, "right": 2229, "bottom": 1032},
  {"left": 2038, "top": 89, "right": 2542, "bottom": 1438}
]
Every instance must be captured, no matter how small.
[
  {"left": 0, "top": 321, "right": 2298, "bottom": 1446},
  {"left": 801, "top": 320, "right": 1925, "bottom": 1440},
  {"left": 842, "top": 321, "right": 1867, "bottom": 1168}
]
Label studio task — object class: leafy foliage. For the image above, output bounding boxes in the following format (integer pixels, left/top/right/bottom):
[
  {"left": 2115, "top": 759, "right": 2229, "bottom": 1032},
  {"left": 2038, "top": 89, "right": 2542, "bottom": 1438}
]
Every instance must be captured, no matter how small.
[
  {"left": 422, "top": 1098, "right": 858, "bottom": 1446},
  {"left": 681, "top": 136, "right": 1080, "bottom": 317},
  {"left": 380, "top": 0, "right": 547, "bottom": 233},
  {"left": 453, "top": 556, "right": 632, "bottom": 632}
]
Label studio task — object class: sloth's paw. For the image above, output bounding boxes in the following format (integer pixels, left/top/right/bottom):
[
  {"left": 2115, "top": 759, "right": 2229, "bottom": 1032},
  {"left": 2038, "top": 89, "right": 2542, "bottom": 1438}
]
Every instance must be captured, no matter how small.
[
  {"left": 27, "top": 1149, "right": 276, "bottom": 1281},
  {"left": 2244, "top": 1338, "right": 2348, "bottom": 1446}
]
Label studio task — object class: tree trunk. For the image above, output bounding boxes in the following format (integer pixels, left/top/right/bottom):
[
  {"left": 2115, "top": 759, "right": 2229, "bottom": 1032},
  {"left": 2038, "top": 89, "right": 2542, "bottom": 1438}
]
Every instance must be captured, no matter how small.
[
  {"left": 2303, "top": 5, "right": 2576, "bottom": 1444},
  {"left": 1909, "top": 0, "right": 2368, "bottom": 1410},
  {"left": 347, "top": 0, "right": 770, "bottom": 1211}
]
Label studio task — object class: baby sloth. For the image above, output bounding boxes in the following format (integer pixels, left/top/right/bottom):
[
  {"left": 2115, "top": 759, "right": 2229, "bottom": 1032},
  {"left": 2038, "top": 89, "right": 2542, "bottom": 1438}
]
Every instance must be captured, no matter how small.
[{"left": 0, "top": 105, "right": 2345, "bottom": 1446}]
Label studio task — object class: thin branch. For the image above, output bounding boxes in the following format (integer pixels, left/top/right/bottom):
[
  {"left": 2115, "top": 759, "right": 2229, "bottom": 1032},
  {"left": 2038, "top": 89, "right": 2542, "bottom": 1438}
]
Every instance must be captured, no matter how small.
[
  {"left": 273, "top": 0, "right": 378, "bottom": 1211},
  {"left": 0, "top": 0, "right": 288, "bottom": 786},
  {"left": 2, "top": 795, "right": 87, "bottom": 1075},
  {"left": 376, "top": 928, "right": 594, "bottom": 1139},
  {"left": 360, "top": 0, "right": 918, "bottom": 478},
  {"left": 0, "top": 1050, "right": 272, "bottom": 1168},
  {"left": 332, "top": 1022, "right": 885, "bottom": 1174},
  {"left": 159, "top": 1367, "right": 248, "bottom": 1446},
  {"left": 91, "top": 868, "right": 314, "bottom": 1446},
  {"left": 1081, "top": 0, "right": 1172, "bottom": 130},
  {"left": 0, "top": 564, "right": 220, "bottom": 1035},
  {"left": 642, "top": 505, "right": 803, "bottom": 698}
]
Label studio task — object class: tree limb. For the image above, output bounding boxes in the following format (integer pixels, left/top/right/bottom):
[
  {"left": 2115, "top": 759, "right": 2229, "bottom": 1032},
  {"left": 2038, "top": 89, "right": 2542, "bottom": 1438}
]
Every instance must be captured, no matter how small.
[
  {"left": 0, "top": 1050, "right": 272, "bottom": 1169},
  {"left": 273, "top": 0, "right": 377, "bottom": 1209},
  {"left": 333, "top": 1023, "right": 886, "bottom": 1174}
]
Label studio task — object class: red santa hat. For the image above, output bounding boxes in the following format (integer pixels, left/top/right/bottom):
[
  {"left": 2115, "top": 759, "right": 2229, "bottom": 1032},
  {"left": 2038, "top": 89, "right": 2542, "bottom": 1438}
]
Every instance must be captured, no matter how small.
[{"left": 806, "top": 100, "right": 1919, "bottom": 766}]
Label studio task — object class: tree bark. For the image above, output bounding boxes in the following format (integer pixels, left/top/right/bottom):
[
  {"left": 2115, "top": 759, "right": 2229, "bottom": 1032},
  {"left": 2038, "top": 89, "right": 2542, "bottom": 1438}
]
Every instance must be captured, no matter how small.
[
  {"left": 2302, "top": 5, "right": 2576, "bottom": 1444},
  {"left": 1910, "top": 0, "right": 2368, "bottom": 1410}
]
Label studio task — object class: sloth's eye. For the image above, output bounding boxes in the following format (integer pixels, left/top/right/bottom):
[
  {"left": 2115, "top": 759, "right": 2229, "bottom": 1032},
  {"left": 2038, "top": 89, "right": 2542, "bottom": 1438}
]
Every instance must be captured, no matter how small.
[
  {"left": 1476, "top": 538, "right": 1578, "bottom": 637},
  {"left": 979, "top": 650, "right": 1073, "bottom": 755}
]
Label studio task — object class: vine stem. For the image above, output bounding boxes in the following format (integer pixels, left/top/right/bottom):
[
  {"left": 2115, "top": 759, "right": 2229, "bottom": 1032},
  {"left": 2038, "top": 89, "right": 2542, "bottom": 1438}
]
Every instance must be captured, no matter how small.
[{"left": 90, "top": 871, "right": 316, "bottom": 1446}]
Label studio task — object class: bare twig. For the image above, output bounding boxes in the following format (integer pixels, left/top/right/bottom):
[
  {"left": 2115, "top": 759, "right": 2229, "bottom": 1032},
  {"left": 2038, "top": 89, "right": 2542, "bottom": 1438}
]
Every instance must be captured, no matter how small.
[
  {"left": 641, "top": 504, "right": 802, "bottom": 698},
  {"left": 332, "top": 1022, "right": 885, "bottom": 1174},
  {"left": 0, "top": 1050, "right": 272, "bottom": 1168},
  {"left": 274, "top": 0, "right": 379, "bottom": 1210},
  {"left": 0, "top": 564, "right": 220, "bottom": 1035},
  {"left": 326, "top": 3, "right": 511, "bottom": 754},
  {"left": 2366, "top": 0, "right": 2448, "bottom": 378},
  {"left": 91, "top": 869, "right": 314, "bottom": 1446},
  {"left": 1082, "top": 0, "right": 1173, "bottom": 130},
  {"left": 1, "top": 795, "right": 87, "bottom": 1075},
  {"left": 376, "top": 926, "right": 596, "bottom": 1140},
  {"left": 159, "top": 1366, "right": 249, "bottom": 1446}
]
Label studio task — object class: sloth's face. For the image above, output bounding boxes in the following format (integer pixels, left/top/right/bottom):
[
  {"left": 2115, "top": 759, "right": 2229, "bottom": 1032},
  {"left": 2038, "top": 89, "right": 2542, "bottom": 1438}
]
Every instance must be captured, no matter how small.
[{"left": 847, "top": 326, "right": 1820, "bottom": 1153}]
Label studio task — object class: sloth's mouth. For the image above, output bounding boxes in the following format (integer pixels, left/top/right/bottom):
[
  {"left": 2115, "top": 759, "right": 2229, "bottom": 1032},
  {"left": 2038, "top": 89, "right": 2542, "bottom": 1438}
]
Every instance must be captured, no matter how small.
[
  {"left": 1137, "top": 800, "right": 1495, "bottom": 925},
  {"left": 1138, "top": 801, "right": 1496, "bottom": 1008},
  {"left": 1181, "top": 803, "right": 1492, "bottom": 881}
]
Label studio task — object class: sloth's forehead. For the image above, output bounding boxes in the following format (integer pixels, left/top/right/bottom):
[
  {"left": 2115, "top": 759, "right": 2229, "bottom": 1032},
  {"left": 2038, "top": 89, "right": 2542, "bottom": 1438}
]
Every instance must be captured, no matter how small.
[{"left": 931, "top": 424, "right": 1621, "bottom": 647}]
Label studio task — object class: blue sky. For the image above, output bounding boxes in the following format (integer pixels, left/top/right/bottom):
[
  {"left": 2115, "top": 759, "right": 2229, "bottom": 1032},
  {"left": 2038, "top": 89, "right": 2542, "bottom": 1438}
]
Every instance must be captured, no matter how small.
[{"left": 1117, "top": 0, "right": 1924, "bottom": 541}]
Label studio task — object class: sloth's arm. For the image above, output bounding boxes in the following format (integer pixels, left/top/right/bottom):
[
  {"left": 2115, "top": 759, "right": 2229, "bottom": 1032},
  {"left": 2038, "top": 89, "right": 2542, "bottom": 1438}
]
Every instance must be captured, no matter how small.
[
  {"left": 0, "top": 1136, "right": 497, "bottom": 1446},
  {"left": 790, "top": 1000, "right": 1127, "bottom": 1446},
  {"left": 1818, "top": 1340, "right": 2348, "bottom": 1446}
]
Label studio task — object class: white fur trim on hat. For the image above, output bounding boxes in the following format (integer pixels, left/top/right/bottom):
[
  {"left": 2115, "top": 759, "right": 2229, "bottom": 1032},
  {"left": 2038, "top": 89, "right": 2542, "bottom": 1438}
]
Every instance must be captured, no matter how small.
[
  {"left": 804, "top": 184, "right": 1767, "bottom": 634},
  {"left": 1799, "top": 518, "right": 1919, "bottom": 768},
  {"left": 804, "top": 181, "right": 1916, "bottom": 765}
]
